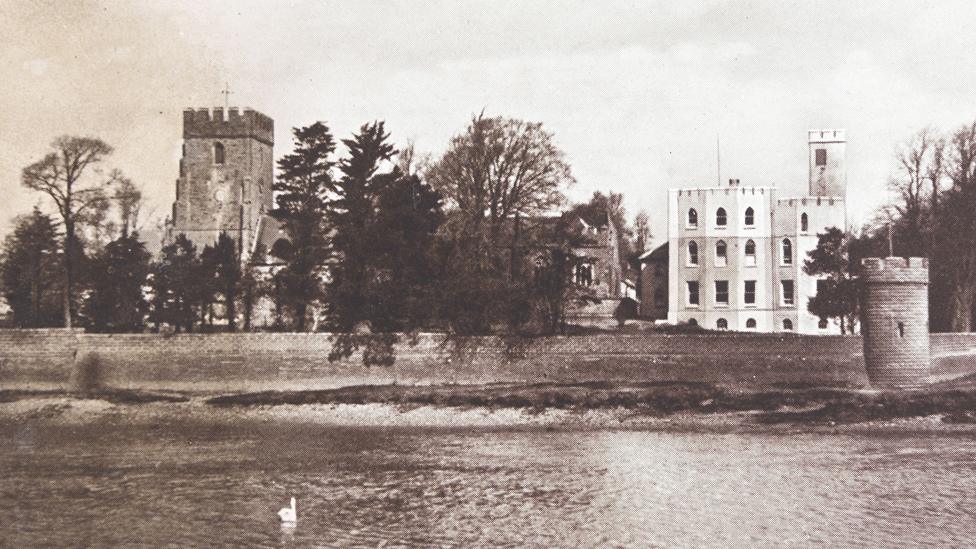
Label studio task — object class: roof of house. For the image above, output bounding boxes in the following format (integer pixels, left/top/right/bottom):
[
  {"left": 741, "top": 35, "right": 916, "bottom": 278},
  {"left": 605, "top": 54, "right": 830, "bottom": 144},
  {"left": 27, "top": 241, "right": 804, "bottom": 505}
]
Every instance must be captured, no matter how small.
[{"left": 639, "top": 242, "right": 668, "bottom": 262}]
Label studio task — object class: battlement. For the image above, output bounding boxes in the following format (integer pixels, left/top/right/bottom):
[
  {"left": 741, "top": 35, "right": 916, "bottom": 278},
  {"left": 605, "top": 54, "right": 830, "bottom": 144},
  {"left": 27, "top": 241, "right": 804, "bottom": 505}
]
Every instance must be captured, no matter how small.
[
  {"left": 861, "top": 257, "right": 929, "bottom": 284},
  {"left": 672, "top": 186, "right": 774, "bottom": 197},
  {"left": 808, "top": 129, "right": 846, "bottom": 144},
  {"left": 776, "top": 196, "right": 842, "bottom": 207},
  {"left": 183, "top": 107, "right": 274, "bottom": 145}
]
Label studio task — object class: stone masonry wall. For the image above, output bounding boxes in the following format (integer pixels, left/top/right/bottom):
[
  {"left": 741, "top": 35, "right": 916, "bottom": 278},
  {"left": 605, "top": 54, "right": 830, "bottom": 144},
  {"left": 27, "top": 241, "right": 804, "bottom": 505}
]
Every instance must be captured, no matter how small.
[
  {"left": 1, "top": 330, "right": 973, "bottom": 393},
  {"left": 860, "top": 257, "right": 930, "bottom": 389}
]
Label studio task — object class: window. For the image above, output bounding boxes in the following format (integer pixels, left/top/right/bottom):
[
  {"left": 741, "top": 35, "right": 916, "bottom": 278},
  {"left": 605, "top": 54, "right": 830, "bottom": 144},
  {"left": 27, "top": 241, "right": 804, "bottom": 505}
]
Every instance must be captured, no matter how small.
[
  {"left": 782, "top": 238, "right": 793, "bottom": 265},
  {"left": 744, "top": 207, "right": 755, "bottom": 226},
  {"left": 717, "top": 318, "right": 728, "bottom": 330},
  {"left": 746, "top": 318, "right": 757, "bottom": 329},
  {"left": 715, "top": 240, "right": 727, "bottom": 267},
  {"left": 815, "top": 148, "right": 827, "bottom": 166},
  {"left": 716, "top": 207, "right": 727, "bottom": 227},
  {"left": 214, "top": 142, "right": 225, "bottom": 165},
  {"left": 781, "top": 280, "right": 795, "bottom": 306},
  {"left": 898, "top": 322, "right": 905, "bottom": 338},
  {"left": 783, "top": 319, "right": 794, "bottom": 331},
  {"left": 744, "top": 280, "right": 756, "bottom": 305},
  {"left": 575, "top": 263, "right": 593, "bottom": 286},
  {"left": 688, "top": 318, "right": 698, "bottom": 327},
  {"left": 819, "top": 318, "right": 828, "bottom": 329},
  {"left": 745, "top": 239, "right": 756, "bottom": 266},
  {"left": 715, "top": 280, "right": 729, "bottom": 305},
  {"left": 687, "top": 281, "right": 700, "bottom": 306},
  {"left": 687, "top": 241, "right": 699, "bottom": 266},
  {"left": 687, "top": 208, "right": 698, "bottom": 228},
  {"left": 801, "top": 213, "right": 809, "bottom": 232}
]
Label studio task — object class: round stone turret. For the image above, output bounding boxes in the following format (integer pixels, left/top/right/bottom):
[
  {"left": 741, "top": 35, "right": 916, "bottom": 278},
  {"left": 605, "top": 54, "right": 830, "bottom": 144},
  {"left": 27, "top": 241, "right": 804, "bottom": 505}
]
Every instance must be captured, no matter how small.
[{"left": 860, "top": 257, "right": 930, "bottom": 390}]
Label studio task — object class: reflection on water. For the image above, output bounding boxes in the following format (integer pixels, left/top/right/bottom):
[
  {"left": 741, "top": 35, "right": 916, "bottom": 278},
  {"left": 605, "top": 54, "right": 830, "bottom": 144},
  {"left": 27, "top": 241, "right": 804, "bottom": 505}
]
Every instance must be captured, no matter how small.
[{"left": 2, "top": 419, "right": 976, "bottom": 547}]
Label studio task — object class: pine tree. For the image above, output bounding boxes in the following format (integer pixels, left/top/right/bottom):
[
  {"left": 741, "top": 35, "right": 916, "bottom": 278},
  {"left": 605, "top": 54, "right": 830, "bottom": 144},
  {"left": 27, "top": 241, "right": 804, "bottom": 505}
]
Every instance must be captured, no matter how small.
[
  {"left": 151, "top": 234, "right": 200, "bottom": 332},
  {"left": 0, "top": 208, "right": 63, "bottom": 327},
  {"left": 327, "top": 121, "right": 396, "bottom": 331},
  {"left": 83, "top": 233, "right": 151, "bottom": 332},
  {"left": 804, "top": 227, "right": 858, "bottom": 334},
  {"left": 271, "top": 122, "right": 336, "bottom": 331}
]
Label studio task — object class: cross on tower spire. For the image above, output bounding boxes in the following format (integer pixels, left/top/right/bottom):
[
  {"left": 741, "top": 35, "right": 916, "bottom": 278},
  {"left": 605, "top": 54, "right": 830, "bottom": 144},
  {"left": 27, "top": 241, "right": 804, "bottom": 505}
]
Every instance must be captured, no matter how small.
[{"left": 221, "top": 82, "right": 233, "bottom": 111}]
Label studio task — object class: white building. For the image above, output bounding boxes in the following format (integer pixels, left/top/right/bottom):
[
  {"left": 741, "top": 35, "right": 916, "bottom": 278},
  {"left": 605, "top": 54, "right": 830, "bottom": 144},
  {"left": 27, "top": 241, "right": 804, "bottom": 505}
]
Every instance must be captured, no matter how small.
[{"left": 666, "top": 130, "right": 847, "bottom": 334}]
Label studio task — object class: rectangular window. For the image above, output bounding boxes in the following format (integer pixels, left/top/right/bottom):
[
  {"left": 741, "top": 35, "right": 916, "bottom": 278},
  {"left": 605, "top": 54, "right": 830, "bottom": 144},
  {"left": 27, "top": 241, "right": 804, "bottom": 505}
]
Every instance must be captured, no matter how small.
[
  {"left": 782, "top": 280, "right": 795, "bottom": 306},
  {"left": 715, "top": 280, "right": 729, "bottom": 305},
  {"left": 816, "top": 279, "right": 828, "bottom": 297},
  {"left": 744, "top": 280, "right": 756, "bottom": 305},
  {"left": 687, "top": 281, "right": 700, "bottom": 306},
  {"left": 816, "top": 148, "right": 827, "bottom": 166}
]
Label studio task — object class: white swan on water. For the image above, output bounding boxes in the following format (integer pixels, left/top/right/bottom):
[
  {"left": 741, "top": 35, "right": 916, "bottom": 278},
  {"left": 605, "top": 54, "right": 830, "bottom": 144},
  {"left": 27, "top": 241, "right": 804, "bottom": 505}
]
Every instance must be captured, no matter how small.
[{"left": 278, "top": 497, "right": 297, "bottom": 524}]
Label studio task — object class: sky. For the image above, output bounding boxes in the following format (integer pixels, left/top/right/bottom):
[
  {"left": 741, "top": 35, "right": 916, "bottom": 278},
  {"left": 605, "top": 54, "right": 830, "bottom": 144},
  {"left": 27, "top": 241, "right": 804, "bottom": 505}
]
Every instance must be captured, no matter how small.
[{"left": 2, "top": 0, "right": 976, "bottom": 247}]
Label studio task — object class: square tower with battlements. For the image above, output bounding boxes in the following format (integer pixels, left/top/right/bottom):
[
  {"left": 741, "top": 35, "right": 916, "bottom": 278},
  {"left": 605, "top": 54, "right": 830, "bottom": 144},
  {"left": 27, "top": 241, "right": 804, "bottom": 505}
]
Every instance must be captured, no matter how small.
[
  {"left": 808, "top": 129, "right": 846, "bottom": 199},
  {"left": 168, "top": 107, "right": 274, "bottom": 258}
]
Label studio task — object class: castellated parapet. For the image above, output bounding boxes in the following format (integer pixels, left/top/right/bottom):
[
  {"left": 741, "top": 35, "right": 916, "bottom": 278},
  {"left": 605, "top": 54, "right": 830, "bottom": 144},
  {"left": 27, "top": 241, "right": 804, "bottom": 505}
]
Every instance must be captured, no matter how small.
[
  {"left": 183, "top": 107, "right": 274, "bottom": 146},
  {"left": 860, "top": 257, "right": 930, "bottom": 390}
]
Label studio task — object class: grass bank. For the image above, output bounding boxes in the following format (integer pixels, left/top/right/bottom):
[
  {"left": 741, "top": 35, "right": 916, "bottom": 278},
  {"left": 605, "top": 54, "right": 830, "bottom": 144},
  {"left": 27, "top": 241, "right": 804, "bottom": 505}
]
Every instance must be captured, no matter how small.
[{"left": 206, "top": 380, "right": 976, "bottom": 425}]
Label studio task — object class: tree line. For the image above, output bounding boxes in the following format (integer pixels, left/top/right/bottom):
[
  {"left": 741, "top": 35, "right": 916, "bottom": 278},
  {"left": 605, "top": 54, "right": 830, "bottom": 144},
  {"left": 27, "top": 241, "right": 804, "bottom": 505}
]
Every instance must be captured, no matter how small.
[{"left": 1, "top": 115, "right": 650, "bottom": 334}]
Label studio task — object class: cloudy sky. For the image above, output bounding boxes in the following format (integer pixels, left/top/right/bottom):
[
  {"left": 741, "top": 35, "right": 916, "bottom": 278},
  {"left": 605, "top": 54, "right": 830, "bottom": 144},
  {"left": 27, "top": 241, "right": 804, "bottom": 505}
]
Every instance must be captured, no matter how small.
[{"left": 2, "top": 0, "right": 975, "bottom": 246}]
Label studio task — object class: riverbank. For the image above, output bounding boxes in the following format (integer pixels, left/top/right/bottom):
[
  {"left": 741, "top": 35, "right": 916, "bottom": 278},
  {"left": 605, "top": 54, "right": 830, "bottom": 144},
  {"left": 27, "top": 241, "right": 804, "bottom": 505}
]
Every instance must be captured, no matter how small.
[{"left": 6, "top": 378, "right": 976, "bottom": 433}]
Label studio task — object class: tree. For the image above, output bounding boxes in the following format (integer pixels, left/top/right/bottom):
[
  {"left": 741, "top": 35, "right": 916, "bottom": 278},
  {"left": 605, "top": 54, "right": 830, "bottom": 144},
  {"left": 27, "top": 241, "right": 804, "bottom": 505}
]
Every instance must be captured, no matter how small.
[
  {"left": 327, "top": 121, "right": 397, "bottom": 331},
  {"left": 83, "top": 233, "right": 151, "bottom": 332},
  {"left": 22, "top": 136, "right": 114, "bottom": 327},
  {"left": 367, "top": 172, "right": 445, "bottom": 332},
  {"left": 211, "top": 232, "right": 242, "bottom": 331},
  {"left": 427, "top": 113, "right": 573, "bottom": 245},
  {"left": 151, "top": 234, "right": 200, "bottom": 332},
  {"left": 271, "top": 122, "right": 336, "bottom": 331},
  {"left": 240, "top": 244, "right": 268, "bottom": 331},
  {"left": 0, "top": 209, "right": 63, "bottom": 327},
  {"left": 804, "top": 227, "right": 858, "bottom": 334}
]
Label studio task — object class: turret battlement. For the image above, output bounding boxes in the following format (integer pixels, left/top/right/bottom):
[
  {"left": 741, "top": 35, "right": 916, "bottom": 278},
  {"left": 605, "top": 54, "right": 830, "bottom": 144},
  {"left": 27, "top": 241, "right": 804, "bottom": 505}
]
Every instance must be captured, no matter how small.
[
  {"left": 861, "top": 257, "right": 929, "bottom": 284},
  {"left": 183, "top": 107, "right": 274, "bottom": 145},
  {"left": 808, "top": 129, "right": 846, "bottom": 143}
]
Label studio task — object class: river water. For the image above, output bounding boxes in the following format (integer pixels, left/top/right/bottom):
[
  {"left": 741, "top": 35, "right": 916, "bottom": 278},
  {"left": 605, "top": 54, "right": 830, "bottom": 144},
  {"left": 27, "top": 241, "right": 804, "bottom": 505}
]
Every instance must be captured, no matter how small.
[{"left": 2, "top": 419, "right": 976, "bottom": 547}]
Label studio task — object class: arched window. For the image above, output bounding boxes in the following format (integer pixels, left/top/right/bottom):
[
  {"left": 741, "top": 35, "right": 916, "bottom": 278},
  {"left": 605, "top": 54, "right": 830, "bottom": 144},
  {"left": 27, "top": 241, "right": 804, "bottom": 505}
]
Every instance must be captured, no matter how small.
[
  {"left": 782, "top": 319, "right": 794, "bottom": 331},
  {"left": 213, "top": 142, "right": 225, "bottom": 165},
  {"left": 782, "top": 238, "right": 793, "bottom": 265},
  {"left": 746, "top": 318, "right": 757, "bottom": 329},
  {"left": 716, "top": 207, "right": 727, "bottom": 227},
  {"left": 745, "top": 239, "right": 756, "bottom": 266},
  {"left": 801, "top": 213, "right": 809, "bottom": 232},
  {"left": 688, "top": 318, "right": 698, "bottom": 327},
  {"left": 744, "top": 207, "right": 755, "bottom": 226},
  {"left": 715, "top": 240, "right": 727, "bottom": 267},
  {"left": 688, "top": 208, "right": 698, "bottom": 228},
  {"left": 717, "top": 318, "right": 728, "bottom": 330},
  {"left": 687, "top": 241, "right": 699, "bottom": 266}
]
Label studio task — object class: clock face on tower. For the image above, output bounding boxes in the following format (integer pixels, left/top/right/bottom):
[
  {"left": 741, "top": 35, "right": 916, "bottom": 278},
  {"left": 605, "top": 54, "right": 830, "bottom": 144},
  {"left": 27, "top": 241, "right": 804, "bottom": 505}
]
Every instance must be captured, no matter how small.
[{"left": 214, "top": 189, "right": 227, "bottom": 202}]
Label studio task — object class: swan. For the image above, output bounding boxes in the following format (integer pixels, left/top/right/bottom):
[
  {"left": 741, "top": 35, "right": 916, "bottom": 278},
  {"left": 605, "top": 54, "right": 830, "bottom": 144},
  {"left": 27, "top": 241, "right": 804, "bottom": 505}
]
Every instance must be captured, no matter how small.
[{"left": 278, "top": 497, "right": 297, "bottom": 524}]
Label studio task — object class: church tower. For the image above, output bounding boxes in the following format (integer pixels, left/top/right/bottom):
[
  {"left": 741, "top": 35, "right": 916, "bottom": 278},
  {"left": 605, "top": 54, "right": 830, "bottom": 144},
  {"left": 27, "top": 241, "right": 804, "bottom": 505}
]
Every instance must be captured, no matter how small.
[
  {"left": 169, "top": 107, "right": 274, "bottom": 258},
  {"left": 808, "top": 129, "right": 846, "bottom": 198}
]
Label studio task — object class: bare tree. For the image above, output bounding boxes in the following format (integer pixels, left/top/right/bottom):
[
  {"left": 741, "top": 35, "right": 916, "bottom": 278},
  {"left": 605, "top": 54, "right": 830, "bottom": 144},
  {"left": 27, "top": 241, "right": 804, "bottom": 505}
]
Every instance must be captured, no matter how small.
[
  {"left": 939, "top": 121, "right": 976, "bottom": 331},
  {"left": 110, "top": 170, "right": 143, "bottom": 238},
  {"left": 428, "top": 113, "right": 573, "bottom": 244},
  {"left": 634, "top": 210, "right": 650, "bottom": 255},
  {"left": 21, "top": 136, "right": 114, "bottom": 327}
]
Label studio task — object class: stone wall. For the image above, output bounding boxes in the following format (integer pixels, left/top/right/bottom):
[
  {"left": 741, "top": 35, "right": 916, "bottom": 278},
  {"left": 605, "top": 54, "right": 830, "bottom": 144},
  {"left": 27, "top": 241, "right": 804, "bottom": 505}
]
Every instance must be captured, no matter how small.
[{"left": 1, "top": 330, "right": 974, "bottom": 393}]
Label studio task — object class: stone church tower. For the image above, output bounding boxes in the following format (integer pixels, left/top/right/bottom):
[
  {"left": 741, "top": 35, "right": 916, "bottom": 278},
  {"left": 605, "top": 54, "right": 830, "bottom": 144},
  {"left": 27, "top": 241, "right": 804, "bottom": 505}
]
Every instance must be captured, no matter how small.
[{"left": 168, "top": 107, "right": 274, "bottom": 258}]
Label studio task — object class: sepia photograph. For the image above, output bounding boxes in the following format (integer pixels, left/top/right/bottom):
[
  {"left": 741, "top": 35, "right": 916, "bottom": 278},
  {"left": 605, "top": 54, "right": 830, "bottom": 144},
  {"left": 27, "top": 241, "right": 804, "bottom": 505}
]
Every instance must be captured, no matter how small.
[{"left": 2, "top": 0, "right": 976, "bottom": 546}]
